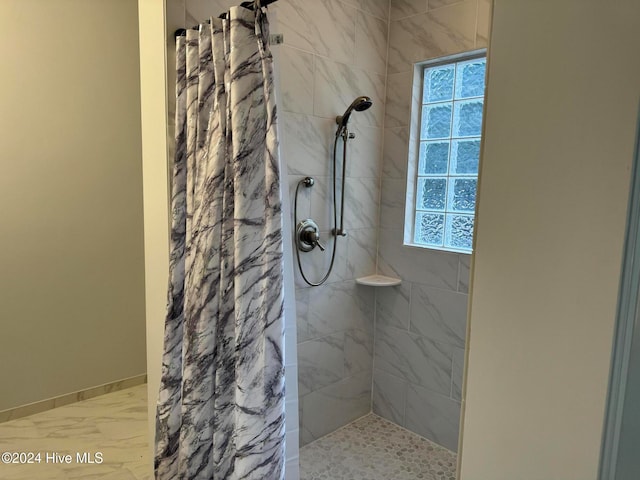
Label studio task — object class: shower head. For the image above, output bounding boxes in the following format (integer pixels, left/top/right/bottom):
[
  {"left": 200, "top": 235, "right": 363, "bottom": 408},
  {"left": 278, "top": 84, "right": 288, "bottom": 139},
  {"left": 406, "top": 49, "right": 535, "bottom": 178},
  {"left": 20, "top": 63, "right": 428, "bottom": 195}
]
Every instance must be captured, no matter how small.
[{"left": 336, "top": 96, "right": 373, "bottom": 132}]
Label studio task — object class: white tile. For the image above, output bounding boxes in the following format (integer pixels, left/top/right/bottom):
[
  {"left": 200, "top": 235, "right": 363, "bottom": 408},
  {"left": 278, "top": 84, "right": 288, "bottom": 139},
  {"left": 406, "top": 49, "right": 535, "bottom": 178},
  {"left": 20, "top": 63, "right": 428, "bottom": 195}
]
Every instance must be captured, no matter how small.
[
  {"left": 458, "top": 253, "right": 471, "bottom": 293},
  {"left": 126, "top": 459, "right": 153, "bottom": 480},
  {"left": 285, "top": 429, "right": 299, "bottom": 460},
  {"left": 306, "top": 280, "right": 374, "bottom": 338},
  {"left": 299, "top": 423, "right": 316, "bottom": 447},
  {"left": 279, "top": 46, "right": 315, "bottom": 115},
  {"left": 0, "top": 385, "right": 150, "bottom": 480},
  {"left": 382, "top": 127, "right": 410, "bottom": 179},
  {"left": 355, "top": 12, "right": 389, "bottom": 75},
  {"left": 0, "top": 465, "right": 65, "bottom": 479},
  {"left": 297, "top": 333, "right": 345, "bottom": 396},
  {"left": 377, "top": 227, "right": 459, "bottom": 289},
  {"left": 313, "top": 57, "right": 385, "bottom": 128},
  {"left": 375, "top": 282, "right": 411, "bottom": 330},
  {"left": 285, "top": 457, "right": 301, "bottom": 480},
  {"left": 301, "top": 370, "right": 371, "bottom": 439},
  {"left": 282, "top": 113, "right": 333, "bottom": 177},
  {"left": 372, "top": 369, "right": 407, "bottom": 425},
  {"left": 294, "top": 287, "right": 312, "bottom": 343},
  {"left": 429, "top": 0, "right": 466, "bottom": 9},
  {"left": 278, "top": 0, "right": 356, "bottom": 64},
  {"left": 285, "top": 366, "right": 299, "bottom": 402},
  {"left": 308, "top": 0, "right": 357, "bottom": 64},
  {"left": 276, "top": 0, "right": 315, "bottom": 53},
  {"left": 344, "top": 328, "right": 374, "bottom": 376},
  {"left": 388, "top": 1, "right": 477, "bottom": 74},
  {"left": 285, "top": 399, "right": 299, "bottom": 432},
  {"left": 346, "top": 228, "right": 377, "bottom": 280},
  {"left": 344, "top": 178, "right": 380, "bottom": 230},
  {"left": 379, "top": 177, "right": 407, "bottom": 230},
  {"left": 405, "top": 383, "right": 460, "bottom": 451},
  {"left": 384, "top": 71, "right": 413, "bottom": 127},
  {"left": 96, "top": 417, "right": 148, "bottom": 440},
  {"left": 284, "top": 326, "right": 298, "bottom": 367},
  {"left": 343, "top": 0, "right": 391, "bottom": 19},
  {"left": 390, "top": 0, "right": 427, "bottom": 21},
  {"left": 452, "top": 346, "right": 465, "bottom": 401},
  {"left": 359, "top": 0, "right": 391, "bottom": 19},
  {"left": 346, "top": 126, "right": 383, "bottom": 179},
  {"left": 409, "top": 283, "right": 468, "bottom": 347},
  {"left": 308, "top": 176, "right": 336, "bottom": 231},
  {"left": 375, "top": 325, "right": 452, "bottom": 395},
  {"left": 476, "top": 0, "right": 491, "bottom": 48}
]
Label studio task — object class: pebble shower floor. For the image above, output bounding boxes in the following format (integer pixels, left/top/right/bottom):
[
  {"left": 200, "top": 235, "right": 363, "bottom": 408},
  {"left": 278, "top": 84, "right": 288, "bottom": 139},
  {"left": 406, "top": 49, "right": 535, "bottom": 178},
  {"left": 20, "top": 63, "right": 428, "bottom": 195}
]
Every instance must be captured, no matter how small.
[{"left": 299, "top": 414, "right": 457, "bottom": 480}]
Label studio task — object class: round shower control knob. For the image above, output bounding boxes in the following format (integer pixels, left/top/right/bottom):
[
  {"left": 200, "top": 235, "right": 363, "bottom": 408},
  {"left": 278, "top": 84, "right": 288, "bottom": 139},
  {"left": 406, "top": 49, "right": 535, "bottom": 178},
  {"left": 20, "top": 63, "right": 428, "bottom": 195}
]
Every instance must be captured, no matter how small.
[{"left": 296, "top": 219, "right": 325, "bottom": 252}]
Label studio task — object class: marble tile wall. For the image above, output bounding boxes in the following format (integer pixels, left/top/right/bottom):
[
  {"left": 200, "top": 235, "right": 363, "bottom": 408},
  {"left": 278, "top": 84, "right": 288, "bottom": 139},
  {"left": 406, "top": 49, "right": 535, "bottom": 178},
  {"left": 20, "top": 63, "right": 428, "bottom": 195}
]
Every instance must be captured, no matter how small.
[
  {"left": 274, "top": 0, "right": 390, "bottom": 447},
  {"left": 373, "top": 0, "right": 490, "bottom": 453}
]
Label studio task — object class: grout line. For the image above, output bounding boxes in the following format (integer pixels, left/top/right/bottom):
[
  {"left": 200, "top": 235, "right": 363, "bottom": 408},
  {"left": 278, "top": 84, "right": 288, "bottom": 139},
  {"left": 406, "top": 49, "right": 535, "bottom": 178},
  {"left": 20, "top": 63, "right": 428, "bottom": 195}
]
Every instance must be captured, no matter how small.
[
  {"left": 370, "top": 287, "right": 378, "bottom": 409},
  {"left": 450, "top": 350, "right": 456, "bottom": 399},
  {"left": 402, "top": 378, "right": 408, "bottom": 426},
  {"left": 370, "top": 5, "right": 392, "bottom": 417},
  {"left": 300, "top": 411, "right": 375, "bottom": 448},
  {"left": 375, "top": 0, "right": 393, "bottom": 278},
  {"left": 407, "top": 281, "right": 413, "bottom": 332},
  {"left": 333, "top": 0, "right": 389, "bottom": 22}
]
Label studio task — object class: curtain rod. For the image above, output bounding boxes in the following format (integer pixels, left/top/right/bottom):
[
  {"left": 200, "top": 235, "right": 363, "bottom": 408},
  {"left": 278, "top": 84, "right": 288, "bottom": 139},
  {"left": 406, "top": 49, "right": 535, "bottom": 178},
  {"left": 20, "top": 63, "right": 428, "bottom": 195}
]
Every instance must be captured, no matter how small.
[{"left": 174, "top": 0, "right": 278, "bottom": 37}]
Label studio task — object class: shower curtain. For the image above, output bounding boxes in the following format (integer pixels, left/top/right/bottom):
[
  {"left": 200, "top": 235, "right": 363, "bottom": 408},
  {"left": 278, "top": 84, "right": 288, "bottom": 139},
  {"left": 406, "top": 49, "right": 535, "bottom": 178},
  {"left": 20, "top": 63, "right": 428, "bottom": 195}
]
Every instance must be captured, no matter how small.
[{"left": 155, "top": 5, "right": 285, "bottom": 480}]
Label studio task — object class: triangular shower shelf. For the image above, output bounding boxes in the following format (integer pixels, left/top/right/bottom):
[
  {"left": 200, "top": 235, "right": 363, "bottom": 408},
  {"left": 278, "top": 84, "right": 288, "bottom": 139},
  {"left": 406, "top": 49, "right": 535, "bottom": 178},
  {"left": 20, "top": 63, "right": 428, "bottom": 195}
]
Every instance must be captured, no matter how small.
[{"left": 355, "top": 275, "right": 402, "bottom": 287}]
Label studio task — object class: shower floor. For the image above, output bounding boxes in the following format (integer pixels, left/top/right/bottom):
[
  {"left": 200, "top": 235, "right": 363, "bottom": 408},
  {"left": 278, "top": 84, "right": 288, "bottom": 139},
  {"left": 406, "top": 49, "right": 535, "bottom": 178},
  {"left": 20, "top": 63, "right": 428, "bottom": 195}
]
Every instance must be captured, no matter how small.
[{"left": 299, "top": 414, "right": 457, "bottom": 480}]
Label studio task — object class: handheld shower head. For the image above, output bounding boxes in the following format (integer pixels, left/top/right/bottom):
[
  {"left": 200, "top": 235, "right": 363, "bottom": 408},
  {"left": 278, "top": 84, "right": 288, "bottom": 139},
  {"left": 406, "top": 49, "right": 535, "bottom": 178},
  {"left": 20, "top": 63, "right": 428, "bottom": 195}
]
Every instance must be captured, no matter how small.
[{"left": 336, "top": 96, "right": 373, "bottom": 133}]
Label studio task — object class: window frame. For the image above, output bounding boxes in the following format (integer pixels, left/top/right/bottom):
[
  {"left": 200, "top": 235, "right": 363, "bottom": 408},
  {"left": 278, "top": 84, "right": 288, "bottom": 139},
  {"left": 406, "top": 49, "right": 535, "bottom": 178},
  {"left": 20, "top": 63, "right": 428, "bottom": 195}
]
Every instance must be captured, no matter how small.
[{"left": 404, "top": 50, "right": 487, "bottom": 255}]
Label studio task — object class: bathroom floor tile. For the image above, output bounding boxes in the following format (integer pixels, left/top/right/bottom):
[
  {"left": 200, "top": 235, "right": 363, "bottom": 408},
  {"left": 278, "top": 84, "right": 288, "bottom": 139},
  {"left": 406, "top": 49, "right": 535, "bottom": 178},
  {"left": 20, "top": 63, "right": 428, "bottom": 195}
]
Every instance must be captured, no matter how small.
[
  {"left": 0, "top": 385, "right": 151, "bottom": 480},
  {"left": 299, "top": 413, "right": 457, "bottom": 480}
]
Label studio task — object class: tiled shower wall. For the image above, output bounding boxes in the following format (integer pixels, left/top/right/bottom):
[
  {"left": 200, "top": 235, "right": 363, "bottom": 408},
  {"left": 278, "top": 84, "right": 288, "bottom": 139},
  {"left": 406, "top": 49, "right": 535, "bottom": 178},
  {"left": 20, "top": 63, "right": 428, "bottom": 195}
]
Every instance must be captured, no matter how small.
[
  {"left": 373, "top": 0, "right": 491, "bottom": 452},
  {"left": 275, "top": 0, "right": 390, "bottom": 446}
]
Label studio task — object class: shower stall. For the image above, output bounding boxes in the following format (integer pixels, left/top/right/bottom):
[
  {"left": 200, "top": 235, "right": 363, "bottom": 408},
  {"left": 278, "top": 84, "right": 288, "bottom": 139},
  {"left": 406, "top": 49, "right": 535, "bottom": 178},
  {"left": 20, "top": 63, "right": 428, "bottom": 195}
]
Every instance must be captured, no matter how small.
[
  {"left": 158, "top": 0, "right": 491, "bottom": 478},
  {"left": 293, "top": 96, "right": 373, "bottom": 286}
]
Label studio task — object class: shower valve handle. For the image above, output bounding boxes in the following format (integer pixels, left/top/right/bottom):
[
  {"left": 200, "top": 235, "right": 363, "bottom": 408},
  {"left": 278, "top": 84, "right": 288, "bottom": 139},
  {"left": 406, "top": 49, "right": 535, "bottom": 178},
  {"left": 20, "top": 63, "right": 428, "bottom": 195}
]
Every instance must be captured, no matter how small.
[
  {"left": 303, "top": 228, "right": 325, "bottom": 251},
  {"left": 296, "top": 219, "right": 325, "bottom": 252}
]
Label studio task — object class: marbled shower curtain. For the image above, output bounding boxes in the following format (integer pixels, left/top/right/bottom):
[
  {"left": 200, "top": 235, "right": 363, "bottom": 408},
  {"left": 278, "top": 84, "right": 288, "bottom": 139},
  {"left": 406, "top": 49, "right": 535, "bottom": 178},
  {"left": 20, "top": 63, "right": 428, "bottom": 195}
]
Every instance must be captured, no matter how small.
[{"left": 155, "top": 5, "right": 285, "bottom": 480}]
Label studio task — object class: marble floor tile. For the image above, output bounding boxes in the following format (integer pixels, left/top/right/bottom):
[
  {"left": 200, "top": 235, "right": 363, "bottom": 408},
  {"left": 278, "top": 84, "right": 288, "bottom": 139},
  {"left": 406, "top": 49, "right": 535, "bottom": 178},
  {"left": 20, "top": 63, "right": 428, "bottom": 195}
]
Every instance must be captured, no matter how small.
[
  {"left": 0, "top": 385, "right": 151, "bottom": 480},
  {"left": 300, "top": 413, "right": 457, "bottom": 480}
]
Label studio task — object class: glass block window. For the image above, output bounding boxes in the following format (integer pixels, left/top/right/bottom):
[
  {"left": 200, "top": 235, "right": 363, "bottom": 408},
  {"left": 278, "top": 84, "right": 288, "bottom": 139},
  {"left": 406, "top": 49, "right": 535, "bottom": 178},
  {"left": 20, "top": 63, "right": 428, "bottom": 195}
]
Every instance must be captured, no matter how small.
[{"left": 412, "top": 56, "right": 486, "bottom": 253}]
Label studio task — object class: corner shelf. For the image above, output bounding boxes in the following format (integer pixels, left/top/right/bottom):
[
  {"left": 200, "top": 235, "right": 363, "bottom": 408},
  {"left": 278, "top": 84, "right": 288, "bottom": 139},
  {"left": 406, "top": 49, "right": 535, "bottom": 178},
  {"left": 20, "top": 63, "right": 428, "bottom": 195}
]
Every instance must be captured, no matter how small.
[{"left": 355, "top": 274, "right": 402, "bottom": 287}]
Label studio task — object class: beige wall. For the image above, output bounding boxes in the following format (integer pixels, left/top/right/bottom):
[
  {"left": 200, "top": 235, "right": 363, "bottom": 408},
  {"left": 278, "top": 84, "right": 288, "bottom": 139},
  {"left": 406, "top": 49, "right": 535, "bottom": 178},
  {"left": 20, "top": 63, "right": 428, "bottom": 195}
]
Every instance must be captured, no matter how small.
[
  {"left": 0, "top": 0, "right": 146, "bottom": 411},
  {"left": 460, "top": 0, "right": 640, "bottom": 478}
]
